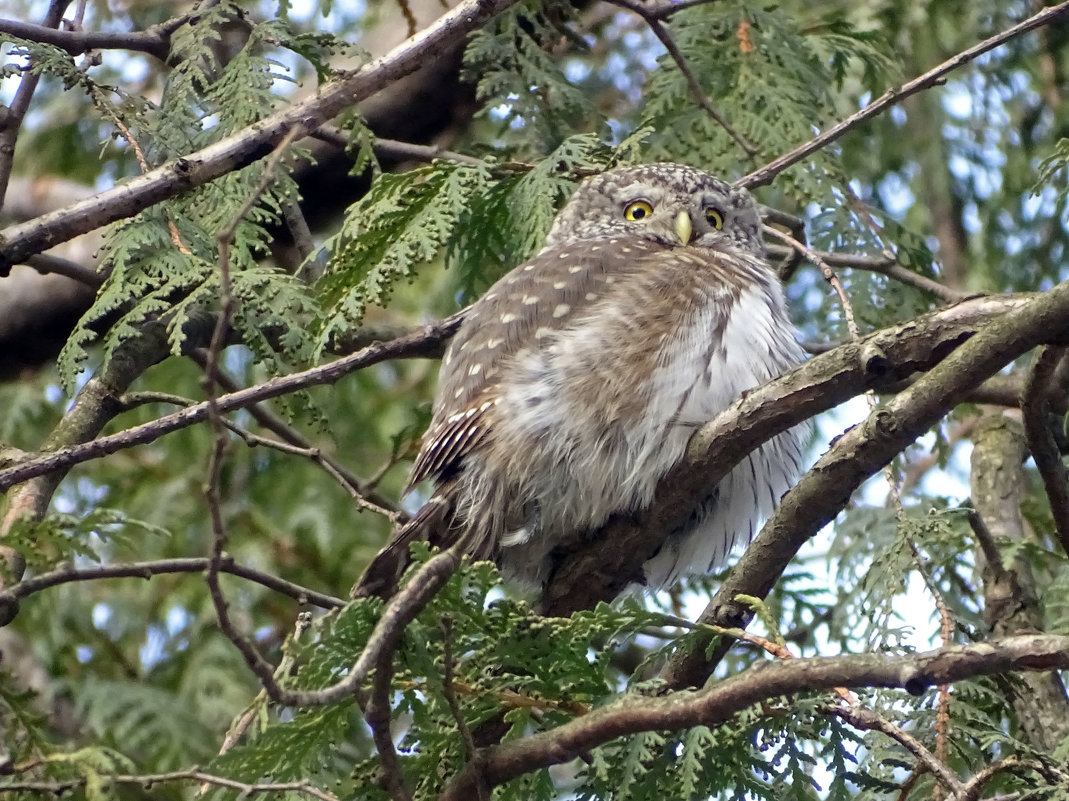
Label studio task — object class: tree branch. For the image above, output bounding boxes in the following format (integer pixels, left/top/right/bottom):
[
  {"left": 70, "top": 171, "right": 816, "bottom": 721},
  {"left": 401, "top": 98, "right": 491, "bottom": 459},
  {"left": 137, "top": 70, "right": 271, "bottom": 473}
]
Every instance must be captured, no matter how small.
[
  {"left": 538, "top": 292, "right": 1057, "bottom": 616},
  {"left": 0, "top": 14, "right": 187, "bottom": 60},
  {"left": 0, "top": 0, "right": 524, "bottom": 273},
  {"left": 656, "top": 280, "right": 1069, "bottom": 689},
  {"left": 0, "top": 556, "right": 344, "bottom": 621},
  {"left": 0, "top": 1, "right": 70, "bottom": 213},
  {"left": 1021, "top": 346, "right": 1069, "bottom": 557},
  {"left": 0, "top": 768, "right": 339, "bottom": 800},
  {"left": 441, "top": 635, "right": 1069, "bottom": 800},
  {"left": 738, "top": 1, "right": 1069, "bottom": 189},
  {"left": 0, "top": 315, "right": 462, "bottom": 493}
]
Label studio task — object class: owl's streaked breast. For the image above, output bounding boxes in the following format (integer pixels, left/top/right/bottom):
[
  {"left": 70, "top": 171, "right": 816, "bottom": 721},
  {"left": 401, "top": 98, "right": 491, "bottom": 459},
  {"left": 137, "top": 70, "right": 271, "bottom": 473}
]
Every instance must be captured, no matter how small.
[{"left": 386, "top": 162, "right": 807, "bottom": 596}]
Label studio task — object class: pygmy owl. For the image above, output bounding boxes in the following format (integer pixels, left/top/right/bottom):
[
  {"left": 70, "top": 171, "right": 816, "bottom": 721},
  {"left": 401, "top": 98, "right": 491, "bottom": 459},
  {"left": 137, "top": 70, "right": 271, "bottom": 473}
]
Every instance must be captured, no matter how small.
[{"left": 353, "top": 163, "right": 805, "bottom": 602}]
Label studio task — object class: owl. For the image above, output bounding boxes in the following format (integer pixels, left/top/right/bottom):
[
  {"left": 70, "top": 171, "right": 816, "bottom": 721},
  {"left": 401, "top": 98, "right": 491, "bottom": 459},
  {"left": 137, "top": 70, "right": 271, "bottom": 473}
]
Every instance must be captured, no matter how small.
[{"left": 353, "top": 163, "right": 805, "bottom": 602}]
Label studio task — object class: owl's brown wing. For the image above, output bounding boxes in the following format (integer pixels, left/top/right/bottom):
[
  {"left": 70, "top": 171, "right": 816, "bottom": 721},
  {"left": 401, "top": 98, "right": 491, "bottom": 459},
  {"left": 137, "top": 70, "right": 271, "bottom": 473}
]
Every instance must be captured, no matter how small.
[{"left": 407, "top": 237, "right": 663, "bottom": 489}]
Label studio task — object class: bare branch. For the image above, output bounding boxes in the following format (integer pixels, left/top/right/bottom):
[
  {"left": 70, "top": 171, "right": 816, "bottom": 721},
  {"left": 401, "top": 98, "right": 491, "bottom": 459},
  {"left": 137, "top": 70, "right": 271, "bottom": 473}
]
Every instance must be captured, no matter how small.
[
  {"left": 0, "top": 315, "right": 462, "bottom": 493},
  {"left": 654, "top": 281, "right": 1069, "bottom": 688},
  {"left": 0, "top": 768, "right": 339, "bottom": 800},
  {"left": 441, "top": 635, "right": 1069, "bottom": 800},
  {"left": 1022, "top": 346, "right": 1069, "bottom": 557},
  {"left": 538, "top": 292, "right": 1058, "bottom": 617},
  {"left": 0, "top": 556, "right": 344, "bottom": 618},
  {"left": 0, "top": 0, "right": 524, "bottom": 272},
  {"left": 0, "top": 15, "right": 185, "bottom": 60},
  {"left": 23, "top": 253, "right": 103, "bottom": 287},
  {"left": 738, "top": 2, "right": 1069, "bottom": 189},
  {"left": 0, "top": 1, "right": 69, "bottom": 213}
]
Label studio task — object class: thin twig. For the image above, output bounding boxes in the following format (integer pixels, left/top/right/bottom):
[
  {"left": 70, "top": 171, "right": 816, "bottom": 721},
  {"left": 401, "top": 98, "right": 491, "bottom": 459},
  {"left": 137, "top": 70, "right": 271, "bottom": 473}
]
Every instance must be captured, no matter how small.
[
  {"left": 0, "top": 1, "right": 69, "bottom": 214},
  {"left": 203, "top": 132, "right": 304, "bottom": 703},
  {"left": 764, "top": 225, "right": 861, "bottom": 340},
  {"left": 121, "top": 387, "right": 398, "bottom": 519},
  {"left": 828, "top": 704, "right": 964, "bottom": 797},
  {"left": 201, "top": 612, "right": 315, "bottom": 795},
  {"left": 365, "top": 648, "right": 413, "bottom": 801},
  {"left": 639, "top": 17, "right": 757, "bottom": 157},
  {"left": 766, "top": 245, "right": 968, "bottom": 303},
  {"left": 24, "top": 253, "right": 103, "bottom": 287},
  {"left": 1021, "top": 346, "right": 1069, "bottom": 558},
  {"left": 441, "top": 616, "right": 478, "bottom": 759},
  {"left": 0, "top": 313, "right": 464, "bottom": 492},
  {"left": 186, "top": 349, "right": 403, "bottom": 520},
  {"left": 739, "top": 2, "right": 1069, "bottom": 188},
  {"left": 312, "top": 124, "right": 493, "bottom": 169},
  {"left": 0, "top": 769, "right": 338, "bottom": 800},
  {"left": 0, "top": 556, "right": 344, "bottom": 613}
]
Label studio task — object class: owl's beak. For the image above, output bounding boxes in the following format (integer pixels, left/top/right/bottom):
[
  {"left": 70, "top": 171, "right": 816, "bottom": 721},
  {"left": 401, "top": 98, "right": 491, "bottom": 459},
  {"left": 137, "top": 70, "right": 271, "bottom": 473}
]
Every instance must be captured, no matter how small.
[{"left": 674, "top": 210, "right": 693, "bottom": 245}]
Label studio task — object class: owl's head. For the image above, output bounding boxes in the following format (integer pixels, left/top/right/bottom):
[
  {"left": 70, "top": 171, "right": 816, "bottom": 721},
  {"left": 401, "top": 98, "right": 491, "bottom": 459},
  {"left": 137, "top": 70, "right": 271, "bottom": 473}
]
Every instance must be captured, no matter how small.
[{"left": 544, "top": 163, "right": 762, "bottom": 254}]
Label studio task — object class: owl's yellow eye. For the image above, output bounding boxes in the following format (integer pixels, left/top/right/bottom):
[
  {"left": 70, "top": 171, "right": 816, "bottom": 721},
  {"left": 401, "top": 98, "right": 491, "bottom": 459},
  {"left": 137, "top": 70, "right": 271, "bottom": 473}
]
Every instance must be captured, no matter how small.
[
  {"left": 705, "top": 208, "right": 724, "bottom": 229},
  {"left": 624, "top": 200, "right": 654, "bottom": 221}
]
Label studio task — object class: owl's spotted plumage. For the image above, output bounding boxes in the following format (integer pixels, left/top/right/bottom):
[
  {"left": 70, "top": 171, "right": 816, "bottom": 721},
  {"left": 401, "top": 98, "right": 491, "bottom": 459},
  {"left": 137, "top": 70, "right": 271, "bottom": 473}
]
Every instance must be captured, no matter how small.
[{"left": 354, "top": 163, "right": 805, "bottom": 599}]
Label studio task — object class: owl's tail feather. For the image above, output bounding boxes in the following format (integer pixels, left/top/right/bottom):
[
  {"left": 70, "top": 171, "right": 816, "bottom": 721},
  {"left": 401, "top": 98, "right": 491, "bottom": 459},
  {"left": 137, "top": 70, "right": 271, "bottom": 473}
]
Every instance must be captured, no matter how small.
[{"left": 350, "top": 490, "right": 454, "bottom": 600}]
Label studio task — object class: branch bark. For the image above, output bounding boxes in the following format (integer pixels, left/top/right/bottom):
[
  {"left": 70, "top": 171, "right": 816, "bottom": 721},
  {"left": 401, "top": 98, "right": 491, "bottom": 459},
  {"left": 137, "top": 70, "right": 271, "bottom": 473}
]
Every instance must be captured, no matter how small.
[
  {"left": 538, "top": 293, "right": 1062, "bottom": 617},
  {"left": 441, "top": 635, "right": 1069, "bottom": 800},
  {"left": 652, "top": 282, "right": 1069, "bottom": 688},
  {"left": 970, "top": 416, "right": 1069, "bottom": 752},
  {"left": 738, "top": 1, "right": 1069, "bottom": 189},
  {"left": 0, "top": 0, "right": 523, "bottom": 272}
]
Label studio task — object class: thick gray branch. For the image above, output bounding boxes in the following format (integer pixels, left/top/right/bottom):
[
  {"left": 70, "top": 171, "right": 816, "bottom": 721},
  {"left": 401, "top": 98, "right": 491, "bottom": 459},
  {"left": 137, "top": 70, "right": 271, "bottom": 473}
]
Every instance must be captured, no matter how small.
[
  {"left": 660, "top": 281, "right": 1069, "bottom": 688},
  {"left": 539, "top": 293, "right": 1057, "bottom": 616},
  {"left": 441, "top": 635, "right": 1069, "bottom": 800},
  {"left": 0, "top": 0, "right": 521, "bottom": 272}
]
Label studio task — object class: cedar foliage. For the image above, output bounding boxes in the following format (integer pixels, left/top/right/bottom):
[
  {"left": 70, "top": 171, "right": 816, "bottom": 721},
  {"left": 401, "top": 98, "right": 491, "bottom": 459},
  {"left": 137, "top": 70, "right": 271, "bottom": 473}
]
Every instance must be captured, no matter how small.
[{"left": 2, "top": 0, "right": 1069, "bottom": 799}]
